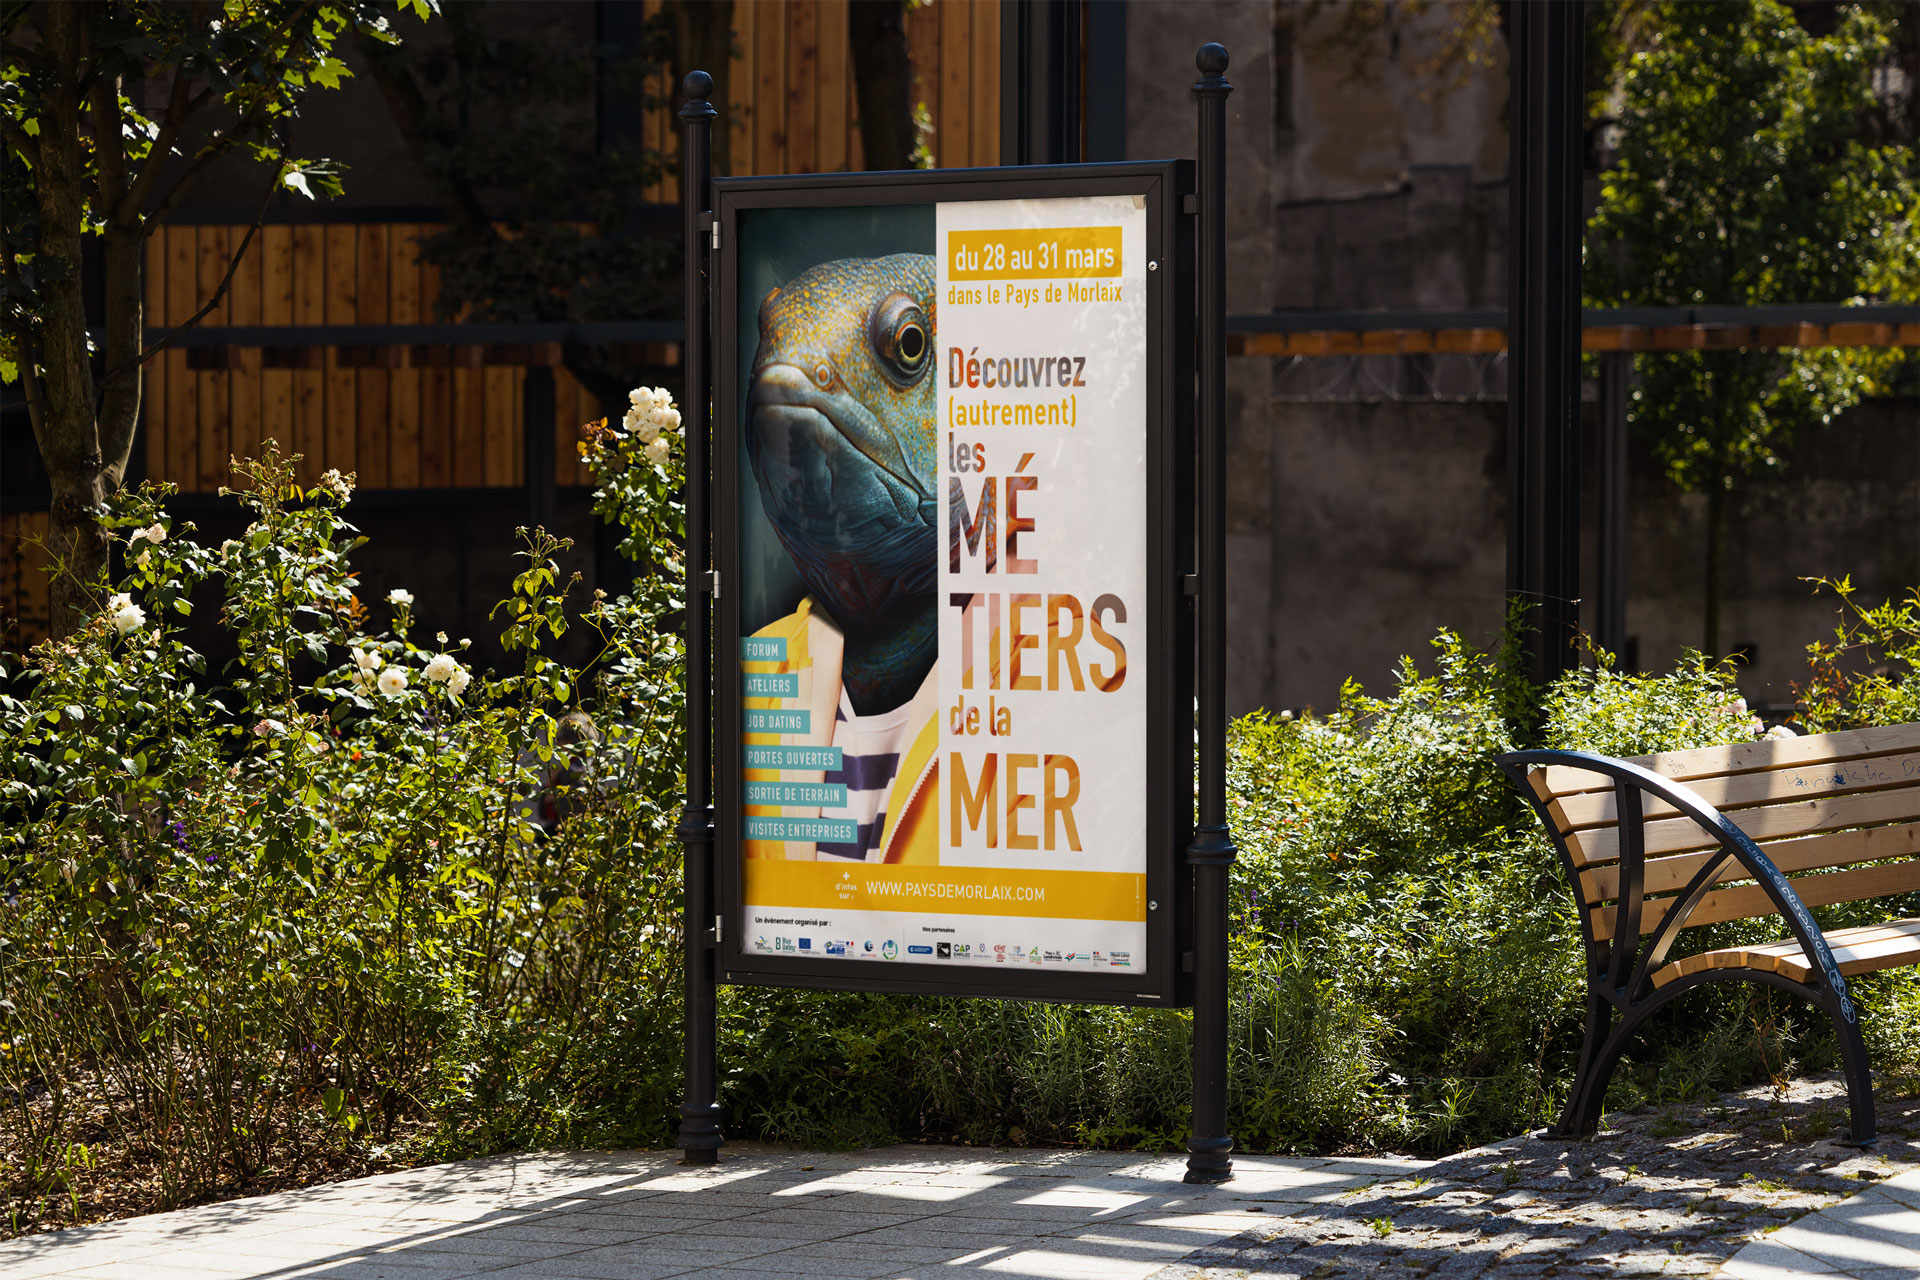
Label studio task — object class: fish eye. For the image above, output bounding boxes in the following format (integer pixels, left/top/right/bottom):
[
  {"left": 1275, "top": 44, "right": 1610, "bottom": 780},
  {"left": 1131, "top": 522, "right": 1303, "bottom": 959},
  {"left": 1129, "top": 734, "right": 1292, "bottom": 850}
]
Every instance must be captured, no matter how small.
[{"left": 870, "top": 292, "right": 931, "bottom": 385}]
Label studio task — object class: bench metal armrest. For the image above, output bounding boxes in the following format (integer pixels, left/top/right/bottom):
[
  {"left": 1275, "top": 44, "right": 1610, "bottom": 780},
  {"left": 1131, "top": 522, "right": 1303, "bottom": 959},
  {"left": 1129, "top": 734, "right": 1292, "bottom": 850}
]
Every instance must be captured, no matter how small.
[{"left": 1496, "top": 749, "right": 1856, "bottom": 1020}]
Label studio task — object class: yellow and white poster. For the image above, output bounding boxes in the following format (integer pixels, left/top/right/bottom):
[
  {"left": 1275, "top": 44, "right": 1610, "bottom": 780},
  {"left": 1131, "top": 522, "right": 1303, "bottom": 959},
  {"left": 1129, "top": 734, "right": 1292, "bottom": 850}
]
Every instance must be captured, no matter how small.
[{"left": 734, "top": 194, "right": 1149, "bottom": 974}]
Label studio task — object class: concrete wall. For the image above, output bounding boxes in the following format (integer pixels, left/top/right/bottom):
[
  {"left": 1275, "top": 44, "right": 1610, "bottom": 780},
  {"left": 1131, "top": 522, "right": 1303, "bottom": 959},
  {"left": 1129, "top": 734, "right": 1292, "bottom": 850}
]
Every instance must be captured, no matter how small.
[{"left": 1128, "top": 1, "right": 1920, "bottom": 718}]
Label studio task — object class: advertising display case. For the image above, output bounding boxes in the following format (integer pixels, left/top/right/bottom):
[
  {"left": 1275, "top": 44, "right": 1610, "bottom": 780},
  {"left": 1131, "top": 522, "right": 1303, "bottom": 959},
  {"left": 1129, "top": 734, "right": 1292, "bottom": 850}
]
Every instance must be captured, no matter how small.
[{"left": 710, "top": 164, "right": 1194, "bottom": 1005}]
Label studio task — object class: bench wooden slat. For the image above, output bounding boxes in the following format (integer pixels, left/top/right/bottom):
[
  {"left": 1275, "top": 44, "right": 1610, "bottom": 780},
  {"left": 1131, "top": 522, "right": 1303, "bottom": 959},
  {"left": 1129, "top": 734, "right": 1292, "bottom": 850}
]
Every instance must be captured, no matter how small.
[
  {"left": 1534, "top": 724, "right": 1920, "bottom": 798},
  {"left": 1580, "top": 823, "right": 1920, "bottom": 904},
  {"left": 1591, "top": 858, "right": 1920, "bottom": 941},
  {"left": 1651, "top": 917, "right": 1920, "bottom": 988},
  {"left": 1567, "top": 784, "right": 1920, "bottom": 867},
  {"left": 1551, "top": 749, "right": 1920, "bottom": 831}
]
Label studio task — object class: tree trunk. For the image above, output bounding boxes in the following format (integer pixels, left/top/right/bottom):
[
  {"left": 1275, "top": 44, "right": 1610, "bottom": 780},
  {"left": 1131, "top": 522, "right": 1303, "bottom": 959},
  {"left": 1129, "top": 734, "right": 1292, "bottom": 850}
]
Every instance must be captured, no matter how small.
[
  {"left": 850, "top": 0, "right": 916, "bottom": 170},
  {"left": 1704, "top": 480, "right": 1726, "bottom": 660},
  {"left": 32, "top": 6, "right": 129, "bottom": 640}
]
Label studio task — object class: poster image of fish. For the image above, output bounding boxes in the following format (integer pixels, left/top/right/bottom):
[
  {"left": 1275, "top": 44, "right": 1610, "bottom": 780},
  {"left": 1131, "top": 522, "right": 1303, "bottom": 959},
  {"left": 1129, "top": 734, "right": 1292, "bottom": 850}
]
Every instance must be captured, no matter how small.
[{"left": 737, "top": 207, "right": 942, "bottom": 867}]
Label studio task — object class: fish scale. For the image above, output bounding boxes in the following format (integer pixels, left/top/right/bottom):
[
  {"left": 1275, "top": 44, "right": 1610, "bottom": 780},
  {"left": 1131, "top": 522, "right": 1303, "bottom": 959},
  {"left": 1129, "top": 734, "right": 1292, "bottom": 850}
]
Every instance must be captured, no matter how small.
[{"left": 753, "top": 254, "right": 939, "bottom": 490}]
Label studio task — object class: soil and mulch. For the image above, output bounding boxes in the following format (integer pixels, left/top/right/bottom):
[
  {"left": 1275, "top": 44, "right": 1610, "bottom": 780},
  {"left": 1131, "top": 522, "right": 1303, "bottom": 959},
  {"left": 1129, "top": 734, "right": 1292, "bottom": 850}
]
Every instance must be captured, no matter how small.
[
  {"left": 1, "top": 1083, "right": 434, "bottom": 1241},
  {"left": 1165, "top": 1072, "right": 1919, "bottom": 1278}
]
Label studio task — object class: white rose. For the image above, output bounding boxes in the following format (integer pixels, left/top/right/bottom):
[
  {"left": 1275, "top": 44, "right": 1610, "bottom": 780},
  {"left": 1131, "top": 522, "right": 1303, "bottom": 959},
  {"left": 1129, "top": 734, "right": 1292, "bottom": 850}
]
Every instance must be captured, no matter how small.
[
  {"left": 652, "top": 386, "right": 671, "bottom": 405},
  {"left": 107, "top": 592, "right": 134, "bottom": 614},
  {"left": 423, "top": 653, "right": 458, "bottom": 683},
  {"left": 134, "top": 549, "right": 151, "bottom": 569},
  {"left": 254, "top": 718, "right": 285, "bottom": 737},
  {"left": 112, "top": 603, "right": 146, "bottom": 635},
  {"left": 447, "top": 667, "right": 472, "bottom": 698},
  {"left": 1765, "top": 724, "right": 1799, "bottom": 740},
  {"left": 622, "top": 406, "right": 643, "bottom": 432},
  {"left": 352, "top": 647, "right": 381, "bottom": 673},
  {"left": 651, "top": 406, "right": 681, "bottom": 433},
  {"left": 635, "top": 419, "right": 662, "bottom": 445},
  {"left": 130, "top": 522, "right": 166, "bottom": 546},
  {"left": 387, "top": 589, "right": 414, "bottom": 607},
  {"left": 644, "top": 437, "right": 670, "bottom": 465},
  {"left": 378, "top": 667, "right": 408, "bottom": 697},
  {"left": 629, "top": 386, "right": 657, "bottom": 413}
]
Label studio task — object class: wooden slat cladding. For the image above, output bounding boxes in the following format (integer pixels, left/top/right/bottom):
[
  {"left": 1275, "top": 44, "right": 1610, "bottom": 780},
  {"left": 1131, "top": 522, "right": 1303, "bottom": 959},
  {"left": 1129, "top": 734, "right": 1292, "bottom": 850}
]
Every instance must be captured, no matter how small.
[
  {"left": 734, "top": 0, "right": 999, "bottom": 175},
  {"left": 135, "top": 2, "right": 1003, "bottom": 492},
  {"left": 0, "top": 510, "right": 51, "bottom": 653},
  {"left": 142, "top": 222, "right": 524, "bottom": 492}
]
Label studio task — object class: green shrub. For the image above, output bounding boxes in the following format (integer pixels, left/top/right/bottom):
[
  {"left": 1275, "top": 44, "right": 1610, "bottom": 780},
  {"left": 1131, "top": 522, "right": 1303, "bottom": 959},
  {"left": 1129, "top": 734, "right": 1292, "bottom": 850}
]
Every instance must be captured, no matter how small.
[
  {"left": 1, "top": 407, "right": 689, "bottom": 1232},
  {"left": 7, "top": 402, "right": 1919, "bottom": 1234}
]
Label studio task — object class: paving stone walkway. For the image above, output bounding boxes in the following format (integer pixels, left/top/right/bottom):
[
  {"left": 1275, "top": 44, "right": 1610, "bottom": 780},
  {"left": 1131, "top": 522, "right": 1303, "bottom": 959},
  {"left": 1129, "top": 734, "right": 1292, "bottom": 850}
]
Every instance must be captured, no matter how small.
[
  {"left": 6, "top": 1073, "right": 1920, "bottom": 1279},
  {"left": 0, "top": 1145, "right": 1421, "bottom": 1280}
]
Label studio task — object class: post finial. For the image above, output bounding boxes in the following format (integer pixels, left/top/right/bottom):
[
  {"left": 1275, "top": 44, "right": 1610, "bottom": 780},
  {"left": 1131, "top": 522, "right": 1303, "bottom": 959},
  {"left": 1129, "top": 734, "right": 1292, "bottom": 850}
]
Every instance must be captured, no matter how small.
[
  {"left": 1196, "top": 43, "right": 1229, "bottom": 76},
  {"left": 680, "top": 69, "right": 718, "bottom": 121}
]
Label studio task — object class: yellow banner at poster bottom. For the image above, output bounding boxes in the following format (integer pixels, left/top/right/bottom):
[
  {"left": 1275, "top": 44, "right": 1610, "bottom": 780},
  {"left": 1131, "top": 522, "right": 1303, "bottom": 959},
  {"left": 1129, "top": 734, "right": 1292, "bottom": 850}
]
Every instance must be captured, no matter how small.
[{"left": 744, "top": 862, "right": 1146, "bottom": 922}]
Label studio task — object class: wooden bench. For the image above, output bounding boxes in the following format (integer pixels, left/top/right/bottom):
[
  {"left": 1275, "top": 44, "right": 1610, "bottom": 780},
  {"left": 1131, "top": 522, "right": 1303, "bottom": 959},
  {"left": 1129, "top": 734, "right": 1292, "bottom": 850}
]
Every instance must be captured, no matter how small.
[{"left": 1499, "top": 723, "right": 1920, "bottom": 1146}]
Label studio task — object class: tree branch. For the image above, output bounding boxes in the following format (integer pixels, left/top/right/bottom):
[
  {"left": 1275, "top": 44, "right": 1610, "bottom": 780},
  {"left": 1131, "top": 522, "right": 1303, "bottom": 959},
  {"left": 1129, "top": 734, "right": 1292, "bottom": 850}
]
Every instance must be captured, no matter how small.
[
  {"left": 106, "top": 165, "right": 280, "bottom": 393},
  {"left": 121, "top": 0, "right": 322, "bottom": 226},
  {"left": 89, "top": 71, "right": 128, "bottom": 219},
  {"left": 140, "top": 98, "right": 276, "bottom": 230},
  {"left": 115, "top": 62, "right": 194, "bottom": 220}
]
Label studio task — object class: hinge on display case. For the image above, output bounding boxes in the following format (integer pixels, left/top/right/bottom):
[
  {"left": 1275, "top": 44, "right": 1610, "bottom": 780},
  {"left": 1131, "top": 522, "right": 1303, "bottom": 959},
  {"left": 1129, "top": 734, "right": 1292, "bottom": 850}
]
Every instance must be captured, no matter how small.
[
  {"left": 700, "top": 570, "right": 721, "bottom": 598},
  {"left": 714, "top": 914, "right": 723, "bottom": 944},
  {"left": 710, "top": 219, "right": 721, "bottom": 250},
  {"left": 1182, "top": 574, "right": 1200, "bottom": 597}
]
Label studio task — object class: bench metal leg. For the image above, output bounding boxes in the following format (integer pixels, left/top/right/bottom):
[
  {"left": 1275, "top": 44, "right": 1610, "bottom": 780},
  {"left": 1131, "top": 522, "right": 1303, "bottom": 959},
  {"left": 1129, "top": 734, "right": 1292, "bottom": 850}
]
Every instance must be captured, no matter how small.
[
  {"left": 1556, "top": 989, "right": 1616, "bottom": 1138},
  {"left": 1557, "top": 974, "right": 1877, "bottom": 1145},
  {"left": 1833, "top": 997, "right": 1878, "bottom": 1146}
]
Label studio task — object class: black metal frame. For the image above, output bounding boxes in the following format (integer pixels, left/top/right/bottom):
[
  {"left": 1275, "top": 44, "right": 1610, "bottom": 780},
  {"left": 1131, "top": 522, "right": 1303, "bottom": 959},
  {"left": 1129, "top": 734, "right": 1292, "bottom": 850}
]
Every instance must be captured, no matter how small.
[
  {"left": 1496, "top": 749, "right": 1876, "bottom": 1144},
  {"left": 707, "top": 160, "right": 1194, "bottom": 1008},
  {"left": 1506, "top": 0, "right": 1585, "bottom": 690}
]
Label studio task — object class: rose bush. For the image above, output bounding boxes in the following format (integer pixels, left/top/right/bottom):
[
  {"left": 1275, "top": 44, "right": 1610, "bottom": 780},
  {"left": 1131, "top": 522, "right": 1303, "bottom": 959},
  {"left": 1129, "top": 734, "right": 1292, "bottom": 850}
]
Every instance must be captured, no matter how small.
[{"left": 1, "top": 401, "right": 688, "bottom": 1234}]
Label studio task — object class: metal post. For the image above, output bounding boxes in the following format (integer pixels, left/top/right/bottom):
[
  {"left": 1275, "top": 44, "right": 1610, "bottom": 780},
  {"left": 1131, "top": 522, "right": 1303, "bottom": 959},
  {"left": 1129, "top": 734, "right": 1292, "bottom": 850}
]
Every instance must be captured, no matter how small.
[
  {"left": 1596, "top": 351, "right": 1629, "bottom": 664},
  {"left": 1506, "top": 1, "right": 1585, "bottom": 687},
  {"left": 676, "top": 69, "right": 723, "bottom": 1167},
  {"left": 1185, "top": 41, "right": 1235, "bottom": 1189}
]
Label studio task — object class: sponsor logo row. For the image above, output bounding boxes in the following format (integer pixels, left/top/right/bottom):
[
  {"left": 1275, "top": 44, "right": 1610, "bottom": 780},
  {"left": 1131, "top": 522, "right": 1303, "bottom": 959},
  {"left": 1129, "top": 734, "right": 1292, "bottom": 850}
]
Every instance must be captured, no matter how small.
[{"left": 750, "top": 936, "right": 1132, "bottom": 967}]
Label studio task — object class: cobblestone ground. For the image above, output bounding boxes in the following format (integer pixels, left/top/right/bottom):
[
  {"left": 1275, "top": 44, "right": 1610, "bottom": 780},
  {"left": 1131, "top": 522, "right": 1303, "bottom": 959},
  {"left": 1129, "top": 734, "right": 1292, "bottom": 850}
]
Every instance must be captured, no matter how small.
[{"left": 1157, "top": 1074, "right": 1920, "bottom": 1279}]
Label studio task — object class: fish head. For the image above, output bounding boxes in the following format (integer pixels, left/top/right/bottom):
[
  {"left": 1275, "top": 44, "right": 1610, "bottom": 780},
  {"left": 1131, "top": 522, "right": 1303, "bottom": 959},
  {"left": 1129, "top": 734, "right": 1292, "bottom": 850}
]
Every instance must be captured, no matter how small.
[{"left": 746, "top": 253, "right": 938, "bottom": 631}]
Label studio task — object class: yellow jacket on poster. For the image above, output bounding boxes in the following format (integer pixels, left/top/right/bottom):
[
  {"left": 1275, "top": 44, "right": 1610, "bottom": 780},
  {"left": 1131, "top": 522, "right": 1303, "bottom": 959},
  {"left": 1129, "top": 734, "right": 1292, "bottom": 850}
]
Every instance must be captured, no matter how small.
[{"left": 742, "top": 599, "right": 940, "bottom": 864}]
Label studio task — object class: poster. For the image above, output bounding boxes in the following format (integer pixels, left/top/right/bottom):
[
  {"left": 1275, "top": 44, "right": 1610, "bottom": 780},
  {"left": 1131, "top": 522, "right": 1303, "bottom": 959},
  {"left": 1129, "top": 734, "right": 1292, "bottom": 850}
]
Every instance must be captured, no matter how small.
[{"left": 732, "top": 192, "right": 1150, "bottom": 976}]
